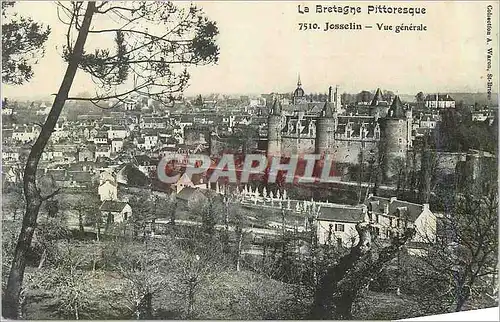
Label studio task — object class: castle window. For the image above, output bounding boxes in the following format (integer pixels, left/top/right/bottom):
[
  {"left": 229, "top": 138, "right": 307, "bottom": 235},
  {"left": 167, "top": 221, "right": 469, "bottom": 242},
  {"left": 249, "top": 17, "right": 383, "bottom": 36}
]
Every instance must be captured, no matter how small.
[
  {"left": 398, "top": 138, "right": 403, "bottom": 144},
  {"left": 335, "top": 224, "right": 345, "bottom": 232}
]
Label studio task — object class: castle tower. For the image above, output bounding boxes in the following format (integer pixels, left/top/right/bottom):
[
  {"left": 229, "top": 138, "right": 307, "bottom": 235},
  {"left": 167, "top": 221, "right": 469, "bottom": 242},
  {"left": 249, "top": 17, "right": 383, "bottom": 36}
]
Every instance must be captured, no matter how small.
[
  {"left": 380, "top": 95, "right": 411, "bottom": 178},
  {"left": 267, "top": 98, "right": 283, "bottom": 157},
  {"left": 315, "top": 86, "right": 337, "bottom": 156}
]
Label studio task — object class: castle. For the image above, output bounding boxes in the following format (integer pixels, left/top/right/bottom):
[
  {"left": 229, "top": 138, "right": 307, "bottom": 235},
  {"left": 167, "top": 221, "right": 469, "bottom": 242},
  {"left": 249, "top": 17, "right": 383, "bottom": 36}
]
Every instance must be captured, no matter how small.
[{"left": 267, "top": 78, "right": 413, "bottom": 174}]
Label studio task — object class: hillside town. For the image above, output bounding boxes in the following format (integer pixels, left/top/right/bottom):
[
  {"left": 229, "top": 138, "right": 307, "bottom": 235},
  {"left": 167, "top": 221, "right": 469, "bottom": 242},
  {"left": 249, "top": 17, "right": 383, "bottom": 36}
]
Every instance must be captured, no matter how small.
[{"left": 3, "top": 76, "right": 497, "bottom": 250}]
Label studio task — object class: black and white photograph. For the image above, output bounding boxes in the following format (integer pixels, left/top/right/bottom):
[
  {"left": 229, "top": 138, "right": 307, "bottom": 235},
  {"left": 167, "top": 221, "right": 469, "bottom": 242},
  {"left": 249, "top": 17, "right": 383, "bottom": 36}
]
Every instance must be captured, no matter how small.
[{"left": 1, "top": 1, "right": 499, "bottom": 320}]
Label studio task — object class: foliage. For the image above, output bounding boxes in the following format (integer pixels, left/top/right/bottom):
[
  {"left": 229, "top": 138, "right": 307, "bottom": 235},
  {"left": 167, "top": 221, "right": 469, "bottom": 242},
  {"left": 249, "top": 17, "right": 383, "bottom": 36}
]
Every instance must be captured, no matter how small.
[
  {"left": 434, "top": 109, "right": 497, "bottom": 153},
  {"left": 58, "top": 1, "right": 219, "bottom": 106},
  {"left": 1, "top": 1, "right": 51, "bottom": 84}
]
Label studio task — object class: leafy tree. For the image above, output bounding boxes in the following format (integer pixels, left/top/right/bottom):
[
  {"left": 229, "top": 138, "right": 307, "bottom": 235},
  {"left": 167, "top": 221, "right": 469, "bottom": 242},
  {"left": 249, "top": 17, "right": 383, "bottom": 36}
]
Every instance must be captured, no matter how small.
[
  {"left": 1, "top": 1, "right": 50, "bottom": 84},
  {"left": 195, "top": 94, "right": 204, "bottom": 107},
  {"left": 356, "top": 90, "right": 373, "bottom": 103},
  {"left": 382, "top": 90, "right": 395, "bottom": 102},
  {"left": 4, "top": 2, "right": 219, "bottom": 317},
  {"left": 415, "top": 92, "right": 425, "bottom": 107}
]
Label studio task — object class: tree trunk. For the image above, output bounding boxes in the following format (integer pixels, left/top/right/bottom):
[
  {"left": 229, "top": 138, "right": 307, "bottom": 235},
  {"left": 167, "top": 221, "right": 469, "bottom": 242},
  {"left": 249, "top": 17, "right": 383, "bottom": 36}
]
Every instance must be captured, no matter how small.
[
  {"left": 37, "top": 248, "right": 47, "bottom": 269},
  {"left": 96, "top": 222, "right": 101, "bottom": 242},
  {"left": 236, "top": 229, "right": 243, "bottom": 272},
  {"left": 2, "top": 3, "right": 96, "bottom": 319},
  {"left": 138, "top": 292, "right": 153, "bottom": 319},
  {"left": 79, "top": 213, "right": 85, "bottom": 236}
]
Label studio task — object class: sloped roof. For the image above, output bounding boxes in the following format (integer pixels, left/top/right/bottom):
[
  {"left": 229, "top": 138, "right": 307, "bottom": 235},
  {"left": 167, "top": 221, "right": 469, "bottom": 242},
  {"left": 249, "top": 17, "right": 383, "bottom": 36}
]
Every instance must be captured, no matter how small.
[
  {"left": 100, "top": 200, "right": 129, "bottom": 212},
  {"left": 321, "top": 101, "right": 334, "bottom": 118},
  {"left": 370, "top": 88, "right": 386, "bottom": 106},
  {"left": 365, "top": 196, "right": 425, "bottom": 222},
  {"left": 176, "top": 187, "right": 205, "bottom": 201},
  {"left": 317, "top": 205, "right": 365, "bottom": 223},
  {"left": 387, "top": 95, "right": 406, "bottom": 118},
  {"left": 69, "top": 171, "right": 92, "bottom": 183},
  {"left": 271, "top": 99, "right": 282, "bottom": 115},
  {"left": 424, "top": 94, "right": 454, "bottom": 101}
]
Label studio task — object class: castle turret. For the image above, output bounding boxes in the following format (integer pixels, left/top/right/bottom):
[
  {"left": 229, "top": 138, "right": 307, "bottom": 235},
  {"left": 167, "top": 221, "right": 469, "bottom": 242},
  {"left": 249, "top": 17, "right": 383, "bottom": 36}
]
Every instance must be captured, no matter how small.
[
  {"left": 316, "top": 87, "right": 337, "bottom": 156},
  {"left": 380, "top": 95, "right": 411, "bottom": 178},
  {"left": 267, "top": 98, "right": 283, "bottom": 157}
]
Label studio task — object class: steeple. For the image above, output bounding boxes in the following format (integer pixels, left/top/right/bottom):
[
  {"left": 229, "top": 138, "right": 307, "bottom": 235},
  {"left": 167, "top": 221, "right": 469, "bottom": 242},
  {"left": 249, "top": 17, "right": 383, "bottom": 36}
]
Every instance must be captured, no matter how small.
[{"left": 297, "top": 74, "right": 302, "bottom": 87}]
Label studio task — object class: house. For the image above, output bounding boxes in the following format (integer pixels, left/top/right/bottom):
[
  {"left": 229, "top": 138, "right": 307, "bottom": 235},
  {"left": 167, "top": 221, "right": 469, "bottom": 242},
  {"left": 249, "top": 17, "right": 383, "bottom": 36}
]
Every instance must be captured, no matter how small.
[
  {"left": 78, "top": 145, "right": 96, "bottom": 162},
  {"left": 2, "top": 107, "right": 13, "bottom": 115},
  {"left": 424, "top": 94, "right": 456, "bottom": 109},
  {"left": 2, "top": 147, "right": 19, "bottom": 162},
  {"left": 95, "top": 145, "right": 111, "bottom": 159},
  {"left": 140, "top": 117, "right": 167, "bottom": 129},
  {"left": 176, "top": 186, "right": 207, "bottom": 206},
  {"left": 67, "top": 171, "right": 93, "bottom": 188},
  {"left": 93, "top": 132, "right": 108, "bottom": 145},
  {"left": 99, "top": 200, "right": 132, "bottom": 223},
  {"left": 12, "top": 126, "right": 40, "bottom": 143},
  {"left": 111, "top": 139, "right": 124, "bottom": 153},
  {"left": 107, "top": 126, "right": 128, "bottom": 140},
  {"left": 316, "top": 204, "right": 368, "bottom": 247},
  {"left": 315, "top": 195, "right": 437, "bottom": 254},
  {"left": 173, "top": 172, "right": 208, "bottom": 193},
  {"left": 364, "top": 194, "right": 437, "bottom": 254},
  {"left": 98, "top": 179, "right": 118, "bottom": 201}
]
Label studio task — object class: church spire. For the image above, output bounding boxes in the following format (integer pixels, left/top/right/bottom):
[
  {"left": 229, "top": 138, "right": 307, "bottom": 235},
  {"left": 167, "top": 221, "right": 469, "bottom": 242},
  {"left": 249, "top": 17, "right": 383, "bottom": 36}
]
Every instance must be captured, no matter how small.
[{"left": 297, "top": 73, "right": 302, "bottom": 87}]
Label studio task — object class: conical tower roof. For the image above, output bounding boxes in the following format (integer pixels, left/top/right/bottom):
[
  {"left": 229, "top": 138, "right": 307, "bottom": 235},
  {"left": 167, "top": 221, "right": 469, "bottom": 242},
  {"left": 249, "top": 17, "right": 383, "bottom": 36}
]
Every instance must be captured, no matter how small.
[
  {"left": 370, "top": 88, "right": 384, "bottom": 106},
  {"left": 387, "top": 95, "right": 405, "bottom": 118},
  {"left": 321, "top": 101, "right": 334, "bottom": 118},
  {"left": 271, "top": 98, "right": 282, "bottom": 115}
]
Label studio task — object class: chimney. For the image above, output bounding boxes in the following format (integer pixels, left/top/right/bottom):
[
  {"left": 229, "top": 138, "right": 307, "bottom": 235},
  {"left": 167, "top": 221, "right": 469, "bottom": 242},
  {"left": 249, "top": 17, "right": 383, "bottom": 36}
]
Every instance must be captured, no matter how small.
[
  {"left": 423, "top": 203, "right": 430, "bottom": 212},
  {"left": 328, "top": 86, "right": 333, "bottom": 103},
  {"left": 390, "top": 197, "right": 397, "bottom": 203}
]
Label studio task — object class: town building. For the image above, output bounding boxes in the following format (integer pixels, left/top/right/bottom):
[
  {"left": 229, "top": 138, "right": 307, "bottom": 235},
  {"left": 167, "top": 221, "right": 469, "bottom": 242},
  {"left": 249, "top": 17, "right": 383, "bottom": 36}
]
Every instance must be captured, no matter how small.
[{"left": 424, "top": 94, "right": 456, "bottom": 109}]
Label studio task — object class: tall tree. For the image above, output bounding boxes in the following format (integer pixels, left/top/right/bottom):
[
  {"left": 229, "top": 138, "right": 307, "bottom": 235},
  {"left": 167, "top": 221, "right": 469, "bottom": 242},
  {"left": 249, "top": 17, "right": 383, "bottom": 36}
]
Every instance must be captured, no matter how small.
[{"left": 3, "top": 2, "right": 219, "bottom": 318}]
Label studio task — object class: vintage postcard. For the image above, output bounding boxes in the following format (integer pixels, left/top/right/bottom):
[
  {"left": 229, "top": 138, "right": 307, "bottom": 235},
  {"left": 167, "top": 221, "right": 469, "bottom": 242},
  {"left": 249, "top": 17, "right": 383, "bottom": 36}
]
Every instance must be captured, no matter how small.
[{"left": 1, "top": 1, "right": 499, "bottom": 320}]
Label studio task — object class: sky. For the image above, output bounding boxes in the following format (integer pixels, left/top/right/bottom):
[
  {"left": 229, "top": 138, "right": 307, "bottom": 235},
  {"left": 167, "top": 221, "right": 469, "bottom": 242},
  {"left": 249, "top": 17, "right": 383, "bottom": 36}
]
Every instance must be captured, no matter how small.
[{"left": 2, "top": 1, "right": 499, "bottom": 99}]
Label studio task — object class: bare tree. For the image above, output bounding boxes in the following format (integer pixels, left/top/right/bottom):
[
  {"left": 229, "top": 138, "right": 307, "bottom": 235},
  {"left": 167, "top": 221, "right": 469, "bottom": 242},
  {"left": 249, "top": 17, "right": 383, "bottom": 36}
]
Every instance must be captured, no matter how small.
[
  {"left": 105, "top": 238, "right": 177, "bottom": 319},
  {"left": 3, "top": 2, "right": 219, "bottom": 317},
  {"left": 412, "top": 187, "right": 498, "bottom": 312},
  {"left": 310, "top": 223, "right": 415, "bottom": 319}
]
